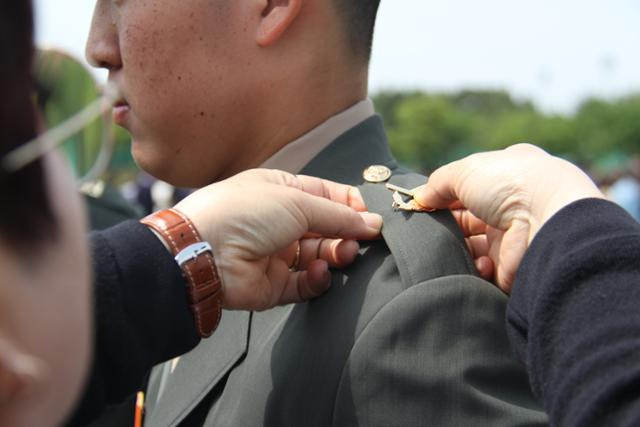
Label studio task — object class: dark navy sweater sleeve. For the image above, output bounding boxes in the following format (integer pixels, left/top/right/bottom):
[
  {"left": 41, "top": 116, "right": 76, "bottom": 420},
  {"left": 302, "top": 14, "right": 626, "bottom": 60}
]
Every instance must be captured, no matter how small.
[
  {"left": 69, "top": 220, "right": 200, "bottom": 425},
  {"left": 507, "top": 198, "right": 640, "bottom": 426}
]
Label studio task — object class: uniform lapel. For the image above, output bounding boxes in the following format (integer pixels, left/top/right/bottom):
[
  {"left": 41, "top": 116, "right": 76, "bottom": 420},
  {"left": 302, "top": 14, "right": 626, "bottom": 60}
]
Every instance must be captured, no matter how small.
[
  {"left": 300, "top": 115, "right": 397, "bottom": 183},
  {"left": 144, "top": 310, "right": 250, "bottom": 426}
]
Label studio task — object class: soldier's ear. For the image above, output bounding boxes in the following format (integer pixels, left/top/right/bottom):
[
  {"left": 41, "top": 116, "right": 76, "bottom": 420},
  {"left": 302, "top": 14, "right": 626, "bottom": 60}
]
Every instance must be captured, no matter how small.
[{"left": 256, "top": 0, "right": 303, "bottom": 47}]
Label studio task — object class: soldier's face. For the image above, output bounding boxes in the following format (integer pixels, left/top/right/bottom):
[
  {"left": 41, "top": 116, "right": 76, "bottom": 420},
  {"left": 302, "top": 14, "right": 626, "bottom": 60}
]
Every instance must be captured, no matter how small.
[{"left": 86, "top": 0, "right": 266, "bottom": 187}]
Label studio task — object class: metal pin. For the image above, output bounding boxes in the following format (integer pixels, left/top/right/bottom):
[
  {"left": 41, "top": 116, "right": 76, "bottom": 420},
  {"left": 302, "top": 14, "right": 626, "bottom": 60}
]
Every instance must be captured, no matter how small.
[
  {"left": 385, "top": 183, "right": 417, "bottom": 198},
  {"left": 392, "top": 191, "right": 406, "bottom": 208},
  {"left": 390, "top": 189, "right": 435, "bottom": 212},
  {"left": 391, "top": 191, "right": 417, "bottom": 211}
]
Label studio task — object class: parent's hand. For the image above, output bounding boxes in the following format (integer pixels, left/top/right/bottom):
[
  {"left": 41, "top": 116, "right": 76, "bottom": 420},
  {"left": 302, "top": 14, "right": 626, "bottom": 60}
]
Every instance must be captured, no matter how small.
[
  {"left": 175, "top": 169, "right": 382, "bottom": 311},
  {"left": 414, "top": 144, "right": 604, "bottom": 293}
]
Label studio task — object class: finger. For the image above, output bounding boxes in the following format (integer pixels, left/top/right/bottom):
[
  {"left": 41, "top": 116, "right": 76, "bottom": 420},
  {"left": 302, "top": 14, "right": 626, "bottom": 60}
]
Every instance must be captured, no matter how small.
[
  {"left": 413, "top": 157, "right": 475, "bottom": 209},
  {"left": 293, "top": 192, "right": 383, "bottom": 239},
  {"left": 448, "top": 200, "right": 465, "bottom": 210},
  {"left": 278, "top": 241, "right": 300, "bottom": 269},
  {"left": 294, "top": 174, "right": 368, "bottom": 211},
  {"left": 475, "top": 256, "right": 495, "bottom": 282},
  {"left": 296, "top": 238, "right": 360, "bottom": 269},
  {"left": 300, "top": 230, "right": 384, "bottom": 242},
  {"left": 277, "top": 239, "right": 360, "bottom": 270},
  {"left": 273, "top": 259, "right": 332, "bottom": 305},
  {"left": 465, "top": 234, "right": 490, "bottom": 259},
  {"left": 452, "top": 209, "right": 488, "bottom": 237},
  {"left": 485, "top": 227, "right": 513, "bottom": 294},
  {"left": 300, "top": 231, "right": 323, "bottom": 239},
  {"left": 300, "top": 259, "right": 333, "bottom": 299},
  {"left": 253, "top": 169, "right": 368, "bottom": 211}
]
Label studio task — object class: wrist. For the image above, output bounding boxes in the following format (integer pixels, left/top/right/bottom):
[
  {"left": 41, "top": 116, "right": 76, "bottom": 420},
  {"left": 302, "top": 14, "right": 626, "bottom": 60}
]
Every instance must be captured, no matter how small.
[
  {"left": 531, "top": 191, "right": 605, "bottom": 245},
  {"left": 175, "top": 209, "right": 227, "bottom": 287},
  {"left": 527, "top": 159, "right": 604, "bottom": 244},
  {"left": 140, "top": 208, "right": 224, "bottom": 338}
]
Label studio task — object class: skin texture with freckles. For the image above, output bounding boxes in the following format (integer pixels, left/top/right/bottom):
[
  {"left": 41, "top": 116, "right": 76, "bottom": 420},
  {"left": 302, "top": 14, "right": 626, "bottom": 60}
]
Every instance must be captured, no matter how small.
[
  {"left": 88, "top": 0, "right": 265, "bottom": 186},
  {"left": 86, "top": 0, "right": 366, "bottom": 188}
]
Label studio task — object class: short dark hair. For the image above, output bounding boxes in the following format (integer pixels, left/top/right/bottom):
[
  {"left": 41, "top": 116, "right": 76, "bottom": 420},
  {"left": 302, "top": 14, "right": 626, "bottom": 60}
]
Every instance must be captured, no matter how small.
[
  {"left": 0, "top": 0, "right": 57, "bottom": 254},
  {"left": 333, "top": 0, "right": 382, "bottom": 62}
]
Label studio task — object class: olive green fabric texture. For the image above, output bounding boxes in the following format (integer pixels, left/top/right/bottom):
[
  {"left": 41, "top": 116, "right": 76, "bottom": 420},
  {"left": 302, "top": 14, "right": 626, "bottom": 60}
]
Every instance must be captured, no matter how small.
[{"left": 143, "top": 116, "right": 548, "bottom": 427}]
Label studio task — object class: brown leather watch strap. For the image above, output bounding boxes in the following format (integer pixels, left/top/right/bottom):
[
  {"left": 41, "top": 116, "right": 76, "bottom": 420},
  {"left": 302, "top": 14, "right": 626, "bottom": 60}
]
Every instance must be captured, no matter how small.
[{"left": 140, "top": 208, "right": 222, "bottom": 338}]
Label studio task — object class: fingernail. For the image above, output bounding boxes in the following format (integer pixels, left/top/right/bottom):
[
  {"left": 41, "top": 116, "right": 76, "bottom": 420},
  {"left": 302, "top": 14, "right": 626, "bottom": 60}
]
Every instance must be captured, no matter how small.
[
  {"left": 339, "top": 240, "right": 359, "bottom": 265},
  {"left": 413, "top": 185, "right": 429, "bottom": 202},
  {"left": 361, "top": 212, "right": 383, "bottom": 230},
  {"left": 414, "top": 188, "right": 437, "bottom": 212},
  {"left": 343, "top": 239, "right": 360, "bottom": 253}
]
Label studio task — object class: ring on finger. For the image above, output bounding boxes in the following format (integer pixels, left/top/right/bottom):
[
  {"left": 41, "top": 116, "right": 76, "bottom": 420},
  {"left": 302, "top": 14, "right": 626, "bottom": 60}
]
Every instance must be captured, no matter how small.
[{"left": 289, "top": 242, "right": 301, "bottom": 272}]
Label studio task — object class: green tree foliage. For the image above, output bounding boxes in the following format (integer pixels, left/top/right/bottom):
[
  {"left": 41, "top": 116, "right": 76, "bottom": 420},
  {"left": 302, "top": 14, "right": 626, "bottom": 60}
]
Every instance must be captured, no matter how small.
[
  {"left": 34, "top": 49, "right": 137, "bottom": 179},
  {"left": 388, "top": 94, "right": 472, "bottom": 171},
  {"left": 574, "top": 96, "right": 640, "bottom": 163},
  {"left": 34, "top": 49, "right": 103, "bottom": 177},
  {"left": 374, "top": 89, "right": 640, "bottom": 173}
]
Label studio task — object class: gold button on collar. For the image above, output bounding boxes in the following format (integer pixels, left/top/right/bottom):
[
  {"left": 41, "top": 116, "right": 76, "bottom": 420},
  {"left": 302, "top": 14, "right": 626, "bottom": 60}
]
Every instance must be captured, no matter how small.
[{"left": 363, "top": 165, "right": 392, "bottom": 183}]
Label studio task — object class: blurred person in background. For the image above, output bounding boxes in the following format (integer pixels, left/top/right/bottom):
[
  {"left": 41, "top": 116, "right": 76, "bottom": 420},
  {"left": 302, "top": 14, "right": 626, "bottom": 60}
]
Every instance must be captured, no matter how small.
[
  {"left": 415, "top": 143, "right": 640, "bottom": 427},
  {"left": 0, "top": 1, "right": 382, "bottom": 425}
]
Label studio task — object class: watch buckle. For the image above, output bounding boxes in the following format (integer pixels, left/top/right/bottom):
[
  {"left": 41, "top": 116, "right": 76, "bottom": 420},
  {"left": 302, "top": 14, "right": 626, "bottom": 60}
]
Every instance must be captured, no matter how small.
[{"left": 175, "top": 242, "right": 213, "bottom": 266}]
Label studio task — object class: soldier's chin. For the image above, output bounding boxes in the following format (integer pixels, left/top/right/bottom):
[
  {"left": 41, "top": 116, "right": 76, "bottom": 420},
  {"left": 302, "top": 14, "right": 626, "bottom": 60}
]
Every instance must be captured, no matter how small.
[
  {"left": 130, "top": 139, "right": 228, "bottom": 187},
  {"left": 130, "top": 142, "right": 174, "bottom": 184},
  {"left": 131, "top": 151, "right": 203, "bottom": 188}
]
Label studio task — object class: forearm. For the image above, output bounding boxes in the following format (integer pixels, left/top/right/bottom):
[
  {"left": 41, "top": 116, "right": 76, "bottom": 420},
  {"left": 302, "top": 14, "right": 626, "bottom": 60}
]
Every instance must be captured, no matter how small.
[
  {"left": 507, "top": 198, "right": 640, "bottom": 426},
  {"left": 69, "top": 220, "right": 199, "bottom": 424}
]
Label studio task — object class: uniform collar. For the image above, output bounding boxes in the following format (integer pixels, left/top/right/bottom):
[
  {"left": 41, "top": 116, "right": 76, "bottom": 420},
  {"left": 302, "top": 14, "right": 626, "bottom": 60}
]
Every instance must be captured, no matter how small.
[{"left": 260, "top": 99, "right": 375, "bottom": 174}]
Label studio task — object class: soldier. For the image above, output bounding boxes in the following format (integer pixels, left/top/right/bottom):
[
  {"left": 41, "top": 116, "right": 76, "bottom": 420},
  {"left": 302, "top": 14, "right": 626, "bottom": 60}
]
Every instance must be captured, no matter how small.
[{"left": 86, "top": 0, "right": 548, "bottom": 425}]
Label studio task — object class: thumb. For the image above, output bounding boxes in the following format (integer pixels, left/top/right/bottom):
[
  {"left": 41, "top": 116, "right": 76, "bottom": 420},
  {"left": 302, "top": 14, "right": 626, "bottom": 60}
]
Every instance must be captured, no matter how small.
[{"left": 414, "top": 159, "right": 466, "bottom": 209}]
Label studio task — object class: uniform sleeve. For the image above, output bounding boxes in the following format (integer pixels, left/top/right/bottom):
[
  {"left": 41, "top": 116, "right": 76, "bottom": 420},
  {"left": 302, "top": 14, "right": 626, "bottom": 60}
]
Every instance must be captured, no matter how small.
[
  {"left": 68, "top": 220, "right": 200, "bottom": 425},
  {"left": 507, "top": 198, "right": 640, "bottom": 426},
  {"left": 333, "top": 275, "right": 548, "bottom": 426}
]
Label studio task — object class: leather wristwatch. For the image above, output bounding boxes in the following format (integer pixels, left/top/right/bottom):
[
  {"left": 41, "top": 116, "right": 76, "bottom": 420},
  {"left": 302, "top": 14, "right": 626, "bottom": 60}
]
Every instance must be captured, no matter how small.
[{"left": 140, "top": 208, "right": 223, "bottom": 338}]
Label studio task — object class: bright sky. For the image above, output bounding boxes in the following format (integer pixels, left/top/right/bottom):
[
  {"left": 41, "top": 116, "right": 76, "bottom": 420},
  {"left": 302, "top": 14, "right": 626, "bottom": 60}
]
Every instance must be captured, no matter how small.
[{"left": 35, "top": 0, "right": 640, "bottom": 113}]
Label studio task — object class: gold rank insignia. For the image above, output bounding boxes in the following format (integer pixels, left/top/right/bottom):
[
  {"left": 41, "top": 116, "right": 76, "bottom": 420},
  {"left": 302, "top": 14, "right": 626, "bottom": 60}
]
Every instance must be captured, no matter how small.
[{"left": 362, "top": 165, "right": 392, "bottom": 183}]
